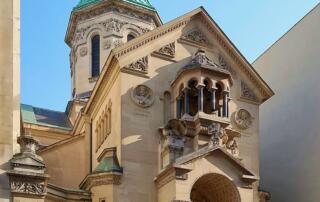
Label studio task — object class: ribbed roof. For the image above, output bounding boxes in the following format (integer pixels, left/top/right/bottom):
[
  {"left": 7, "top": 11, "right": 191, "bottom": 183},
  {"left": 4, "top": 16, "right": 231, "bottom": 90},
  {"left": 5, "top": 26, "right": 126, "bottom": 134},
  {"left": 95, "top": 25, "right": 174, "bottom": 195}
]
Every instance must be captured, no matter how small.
[
  {"left": 74, "top": 0, "right": 155, "bottom": 11},
  {"left": 21, "top": 104, "right": 72, "bottom": 130}
]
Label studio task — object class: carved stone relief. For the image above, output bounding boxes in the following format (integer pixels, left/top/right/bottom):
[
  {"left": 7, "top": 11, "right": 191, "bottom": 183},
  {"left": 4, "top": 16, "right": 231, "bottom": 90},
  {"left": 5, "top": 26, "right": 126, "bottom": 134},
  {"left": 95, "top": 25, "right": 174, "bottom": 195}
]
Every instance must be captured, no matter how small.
[
  {"left": 103, "top": 39, "right": 112, "bottom": 49},
  {"left": 192, "top": 49, "right": 217, "bottom": 66},
  {"left": 73, "top": 18, "right": 150, "bottom": 46},
  {"left": 114, "top": 39, "right": 124, "bottom": 48},
  {"left": 234, "top": 109, "right": 254, "bottom": 130},
  {"left": 79, "top": 47, "right": 88, "bottom": 57},
  {"left": 124, "top": 56, "right": 148, "bottom": 74},
  {"left": 131, "top": 85, "right": 155, "bottom": 108},
  {"left": 154, "top": 42, "right": 175, "bottom": 58},
  {"left": 11, "top": 181, "right": 46, "bottom": 195},
  {"left": 219, "top": 55, "right": 237, "bottom": 76},
  {"left": 182, "top": 30, "right": 210, "bottom": 45},
  {"left": 241, "top": 81, "right": 259, "bottom": 102}
]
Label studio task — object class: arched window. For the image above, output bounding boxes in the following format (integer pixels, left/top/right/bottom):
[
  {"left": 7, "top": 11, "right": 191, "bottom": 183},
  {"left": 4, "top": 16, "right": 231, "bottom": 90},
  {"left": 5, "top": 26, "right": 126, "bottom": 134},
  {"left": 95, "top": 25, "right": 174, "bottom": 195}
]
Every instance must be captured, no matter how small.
[
  {"left": 91, "top": 35, "right": 100, "bottom": 77},
  {"left": 188, "top": 79, "right": 199, "bottom": 116},
  {"left": 127, "top": 34, "right": 135, "bottom": 42}
]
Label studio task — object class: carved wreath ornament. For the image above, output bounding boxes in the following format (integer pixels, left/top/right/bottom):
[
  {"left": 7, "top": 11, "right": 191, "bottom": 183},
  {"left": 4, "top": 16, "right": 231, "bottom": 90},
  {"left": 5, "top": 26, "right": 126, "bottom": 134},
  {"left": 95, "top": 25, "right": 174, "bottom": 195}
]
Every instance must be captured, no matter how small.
[
  {"left": 234, "top": 109, "right": 254, "bottom": 129},
  {"left": 131, "top": 85, "right": 155, "bottom": 108}
]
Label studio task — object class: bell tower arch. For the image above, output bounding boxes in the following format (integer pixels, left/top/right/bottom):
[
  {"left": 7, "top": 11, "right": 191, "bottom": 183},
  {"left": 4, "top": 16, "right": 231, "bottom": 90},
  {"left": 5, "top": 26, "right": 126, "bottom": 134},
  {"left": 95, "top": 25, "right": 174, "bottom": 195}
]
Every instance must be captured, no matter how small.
[{"left": 66, "top": 0, "right": 161, "bottom": 99}]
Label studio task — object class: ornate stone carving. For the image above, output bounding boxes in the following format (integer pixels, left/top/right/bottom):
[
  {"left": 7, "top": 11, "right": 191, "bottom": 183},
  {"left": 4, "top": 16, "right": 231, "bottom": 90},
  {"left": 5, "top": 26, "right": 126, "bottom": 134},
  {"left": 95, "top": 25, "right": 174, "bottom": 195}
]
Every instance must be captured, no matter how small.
[
  {"left": 103, "top": 40, "right": 112, "bottom": 49},
  {"left": 124, "top": 56, "right": 148, "bottom": 74},
  {"left": 234, "top": 109, "right": 254, "bottom": 130},
  {"left": 154, "top": 42, "right": 175, "bottom": 58},
  {"left": 208, "top": 123, "right": 224, "bottom": 147},
  {"left": 219, "top": 55, "right": 236, "bottom": 76},
  {"left": 79, "top": 47, "right": 88, "bottom": 56},
  {"left": 191, "top": 49, "right": 219, "bottom": 67},
  {"left": 131, "top": 84, "right": 154, "bottom": 108},
  {"left": 161, "top": 119, "right": 188, "bottom": 163},
  {"left": 114, "top": 39, "right": 123, "bottom": 48},
  {"left": 11, "top": 181, "right": 46, "bottom": 195},
  {"left": 182, "top": 30, "right": 209, "bottom": 45},
  {"left": 73, "top": 18, "right": 150, "bottom": 45},
  {"left": 241, "top": 81, "right": 259, "bottom": 102}
]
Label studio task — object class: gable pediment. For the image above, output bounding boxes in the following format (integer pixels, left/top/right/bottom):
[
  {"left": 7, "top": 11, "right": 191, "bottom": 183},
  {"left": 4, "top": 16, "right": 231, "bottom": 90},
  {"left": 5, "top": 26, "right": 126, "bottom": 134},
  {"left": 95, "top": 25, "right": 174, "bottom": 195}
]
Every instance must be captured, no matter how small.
[{"left": 175, "top": 146, "right": 258, "bottom": 182}]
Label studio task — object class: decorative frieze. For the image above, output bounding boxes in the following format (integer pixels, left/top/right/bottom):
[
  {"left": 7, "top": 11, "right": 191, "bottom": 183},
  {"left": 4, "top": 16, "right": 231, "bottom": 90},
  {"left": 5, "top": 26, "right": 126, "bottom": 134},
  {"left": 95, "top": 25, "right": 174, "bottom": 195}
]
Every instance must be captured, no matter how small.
[
  {"left": 123, "top": 56, "right": 148, "bottom": 74},
  {"left": 11, "top": 181, "right": 46, "bottom": 196},
  {"left": 154, "top": 42, "right": 176, "bottom": 58},
  {"left": 73, "top": 18, "right": 150, "bottom": 46},
  {"left": 241, "top": 81, "right": 259, "bottom": 102}
]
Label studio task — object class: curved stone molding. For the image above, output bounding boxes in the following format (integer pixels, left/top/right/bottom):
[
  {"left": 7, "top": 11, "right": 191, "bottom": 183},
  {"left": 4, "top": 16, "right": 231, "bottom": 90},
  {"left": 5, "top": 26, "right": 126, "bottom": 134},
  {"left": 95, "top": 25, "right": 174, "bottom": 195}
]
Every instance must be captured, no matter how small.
[
  {"left": 131, "top": 84, "right": 155, "bottom": 108},
  {"left": 124, "top": 56, "right": 148, "bottom": 75},
  {"left": 234, "top": 109, "right": 254, "bottom": 130}
]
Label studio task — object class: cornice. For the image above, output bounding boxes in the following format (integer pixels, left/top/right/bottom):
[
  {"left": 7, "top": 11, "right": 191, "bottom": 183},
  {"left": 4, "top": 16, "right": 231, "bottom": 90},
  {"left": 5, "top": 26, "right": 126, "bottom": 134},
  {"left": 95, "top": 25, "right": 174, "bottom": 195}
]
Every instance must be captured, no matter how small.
[{"left": 65, "top": 0, "right": 162, "bottom": 46}]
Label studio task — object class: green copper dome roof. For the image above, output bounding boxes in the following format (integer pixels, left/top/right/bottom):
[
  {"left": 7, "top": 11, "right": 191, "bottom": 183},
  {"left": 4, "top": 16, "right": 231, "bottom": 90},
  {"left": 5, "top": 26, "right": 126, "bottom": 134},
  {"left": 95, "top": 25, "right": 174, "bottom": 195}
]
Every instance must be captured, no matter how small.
[{"left": 74, "top": 0, "right": 155, "bottom": 11}]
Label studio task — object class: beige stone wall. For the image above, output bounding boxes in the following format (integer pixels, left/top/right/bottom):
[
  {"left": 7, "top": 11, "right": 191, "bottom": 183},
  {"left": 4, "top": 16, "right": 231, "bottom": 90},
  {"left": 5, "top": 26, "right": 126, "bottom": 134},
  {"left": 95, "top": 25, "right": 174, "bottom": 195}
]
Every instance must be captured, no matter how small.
[
  {"left": 253, "top": 4, "right": 320, "bottom": 202},
  {"left": 40, "top": 136, "right": 88, "bottom": 189},
  {"left": 0, "top": 0, "right": 20, "bottom": 200},
  {"left": 112, "top": 18, "right": 262, "bottom": 201}
]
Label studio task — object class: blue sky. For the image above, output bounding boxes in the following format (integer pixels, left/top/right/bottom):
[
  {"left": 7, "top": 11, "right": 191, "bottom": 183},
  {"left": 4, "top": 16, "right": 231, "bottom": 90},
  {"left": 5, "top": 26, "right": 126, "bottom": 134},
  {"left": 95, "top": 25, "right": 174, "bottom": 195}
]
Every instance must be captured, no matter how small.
[{"left": 21, "top": 0, "right": 320, "bottom": 111}]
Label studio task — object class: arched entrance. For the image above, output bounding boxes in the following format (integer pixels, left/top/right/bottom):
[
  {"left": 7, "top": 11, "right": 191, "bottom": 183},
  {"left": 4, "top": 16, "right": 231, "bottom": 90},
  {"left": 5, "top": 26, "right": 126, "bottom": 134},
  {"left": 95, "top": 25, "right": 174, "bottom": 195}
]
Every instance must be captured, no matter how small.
[{"left": 190, "top": 173, "right": 241, "bottom": 202}]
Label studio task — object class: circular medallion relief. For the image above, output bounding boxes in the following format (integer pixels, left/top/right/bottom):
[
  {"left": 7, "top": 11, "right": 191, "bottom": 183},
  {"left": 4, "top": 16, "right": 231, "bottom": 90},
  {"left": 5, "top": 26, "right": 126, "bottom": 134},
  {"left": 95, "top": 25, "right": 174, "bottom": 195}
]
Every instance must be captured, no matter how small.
[
  {"left": 234, "top": 109, "right": 253, "bottom": 129},
  {"left": 131, "top": 85, "right": 155, "bottom": 108}
]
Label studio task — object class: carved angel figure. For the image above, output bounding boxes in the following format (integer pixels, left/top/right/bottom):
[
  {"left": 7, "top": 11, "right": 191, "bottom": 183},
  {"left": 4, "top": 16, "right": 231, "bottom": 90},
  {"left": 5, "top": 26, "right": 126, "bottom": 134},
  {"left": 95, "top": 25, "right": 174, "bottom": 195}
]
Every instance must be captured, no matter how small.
[{"left": 208, "top": 123, "right": 224, "bottom": 147}]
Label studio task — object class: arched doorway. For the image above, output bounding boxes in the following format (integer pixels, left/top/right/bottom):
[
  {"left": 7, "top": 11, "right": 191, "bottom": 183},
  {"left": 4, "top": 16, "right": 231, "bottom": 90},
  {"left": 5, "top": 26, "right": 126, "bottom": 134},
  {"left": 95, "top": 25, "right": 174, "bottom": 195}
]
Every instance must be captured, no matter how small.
[{"left": 190, "top": 173, "right": 241, "bottom": 202}]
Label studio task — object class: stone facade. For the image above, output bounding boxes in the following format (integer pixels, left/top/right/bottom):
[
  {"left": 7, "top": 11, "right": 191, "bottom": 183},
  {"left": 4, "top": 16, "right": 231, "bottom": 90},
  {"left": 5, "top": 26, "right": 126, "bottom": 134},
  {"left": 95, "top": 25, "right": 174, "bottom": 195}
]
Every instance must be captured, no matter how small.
[
  {"left": 16, "top": 1, "right": 273, "bottom": 201},
  {"left": 0, "top": 0, "right": 20, "bottom": 201}
]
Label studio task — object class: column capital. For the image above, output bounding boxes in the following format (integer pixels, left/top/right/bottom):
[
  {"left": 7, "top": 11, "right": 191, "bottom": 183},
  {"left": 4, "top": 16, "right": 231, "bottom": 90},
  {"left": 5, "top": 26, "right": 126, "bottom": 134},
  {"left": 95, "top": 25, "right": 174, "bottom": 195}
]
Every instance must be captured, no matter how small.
[{"left": 196, "top": 83, "right": 206, "bottom": 89}]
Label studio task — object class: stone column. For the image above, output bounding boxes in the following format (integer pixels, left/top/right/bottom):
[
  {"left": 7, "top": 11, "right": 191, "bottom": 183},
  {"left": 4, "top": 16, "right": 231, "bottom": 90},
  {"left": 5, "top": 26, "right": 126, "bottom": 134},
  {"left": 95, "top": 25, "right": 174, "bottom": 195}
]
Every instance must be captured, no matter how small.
[
  {"left": 197, "top": 84, "right": 205, "bottom": 113},
  {"left": 7, "top": 135, "right": 49, "bottom": 202},
  {"left": 176, "top": 96, "right": 182, "bottom": 119},
  {"left": 223, "top": 91, "right": 228, "bottom": 117},
  {"left": 211, "top": 88, "right": 217, "bottom": 113},
  {"left": 223, "top": 91, "right": 229, "bottom": 117},
  {"left": 183, "top": 88, "right": 190, "bottom": 115}
]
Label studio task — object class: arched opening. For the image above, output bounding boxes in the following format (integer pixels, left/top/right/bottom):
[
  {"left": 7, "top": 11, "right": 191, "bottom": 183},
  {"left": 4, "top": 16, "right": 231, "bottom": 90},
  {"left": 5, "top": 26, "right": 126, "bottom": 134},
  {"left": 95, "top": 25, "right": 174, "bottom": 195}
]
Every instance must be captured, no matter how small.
[
  {"left": 190, "top": 173, "right": 241, "bottom": 202},
  {"left": 127, "top": 34, "right": 136, "bottom": 42},
  {"left": 188, "top": 79, "right": 198, "bottom": 116},
  {"left": 91, "top": 35, "right": 100, "bottom": 77}
]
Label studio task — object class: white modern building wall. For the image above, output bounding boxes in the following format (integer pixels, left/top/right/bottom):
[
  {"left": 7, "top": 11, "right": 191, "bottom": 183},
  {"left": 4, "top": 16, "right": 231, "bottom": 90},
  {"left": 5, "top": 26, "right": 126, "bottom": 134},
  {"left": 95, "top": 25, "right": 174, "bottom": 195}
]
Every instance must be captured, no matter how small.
[{"left": 253, "top": 4, "right": 320, "bottom": 202}]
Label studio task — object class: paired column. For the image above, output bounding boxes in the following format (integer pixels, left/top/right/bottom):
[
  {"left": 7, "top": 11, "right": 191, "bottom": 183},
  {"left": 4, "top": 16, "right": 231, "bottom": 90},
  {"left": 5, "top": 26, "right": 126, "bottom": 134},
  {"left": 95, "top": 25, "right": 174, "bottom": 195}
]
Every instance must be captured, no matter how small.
[
  {"left": 183, "top": 88, "right": 190, "bottom": 115},
  {"left": 176, "top": 96, "right": 182, "bottom": 119},
  {"left": 211, "top": 88, "right": 217, "bottom": 112},
  {"left": 223, "top": 91, "right": 230, "bottom": 117},
  {"left": 197, "top": 84, "right": 205, "bottom": 113}
]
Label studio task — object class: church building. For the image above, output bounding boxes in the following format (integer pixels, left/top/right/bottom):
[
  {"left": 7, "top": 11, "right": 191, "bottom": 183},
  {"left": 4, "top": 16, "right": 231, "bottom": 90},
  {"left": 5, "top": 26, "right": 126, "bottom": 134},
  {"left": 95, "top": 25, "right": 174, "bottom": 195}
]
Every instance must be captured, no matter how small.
[{"left": 8, "top": 0, "right": 274, "bottom": 201}]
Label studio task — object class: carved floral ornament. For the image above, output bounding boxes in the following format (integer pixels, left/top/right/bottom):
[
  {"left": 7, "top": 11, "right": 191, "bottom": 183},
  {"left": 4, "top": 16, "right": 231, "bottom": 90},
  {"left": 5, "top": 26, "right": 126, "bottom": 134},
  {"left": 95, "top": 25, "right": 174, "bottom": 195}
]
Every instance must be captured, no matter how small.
[
  {"left": 131, "top": 85, "right": 155, "bottom": 108},
  {"left": 234, "top": 109, "right": 254, "bottom": 130},
  {"left": 10, "top": 181, "right": 46, "bottom": 195},
  {"left": 154, "top": 42, "right": 176, "bottom": 58},
  {"left": 123, "top": 56, "right": 148, "bottom": 74}
]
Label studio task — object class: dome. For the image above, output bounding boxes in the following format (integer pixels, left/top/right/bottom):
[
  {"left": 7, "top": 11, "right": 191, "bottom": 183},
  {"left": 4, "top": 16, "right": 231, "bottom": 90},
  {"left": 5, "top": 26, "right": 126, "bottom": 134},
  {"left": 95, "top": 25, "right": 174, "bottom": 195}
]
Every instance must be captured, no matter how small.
[{"left": 74, "top": 0, "right": 155, "bottom": 11}]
